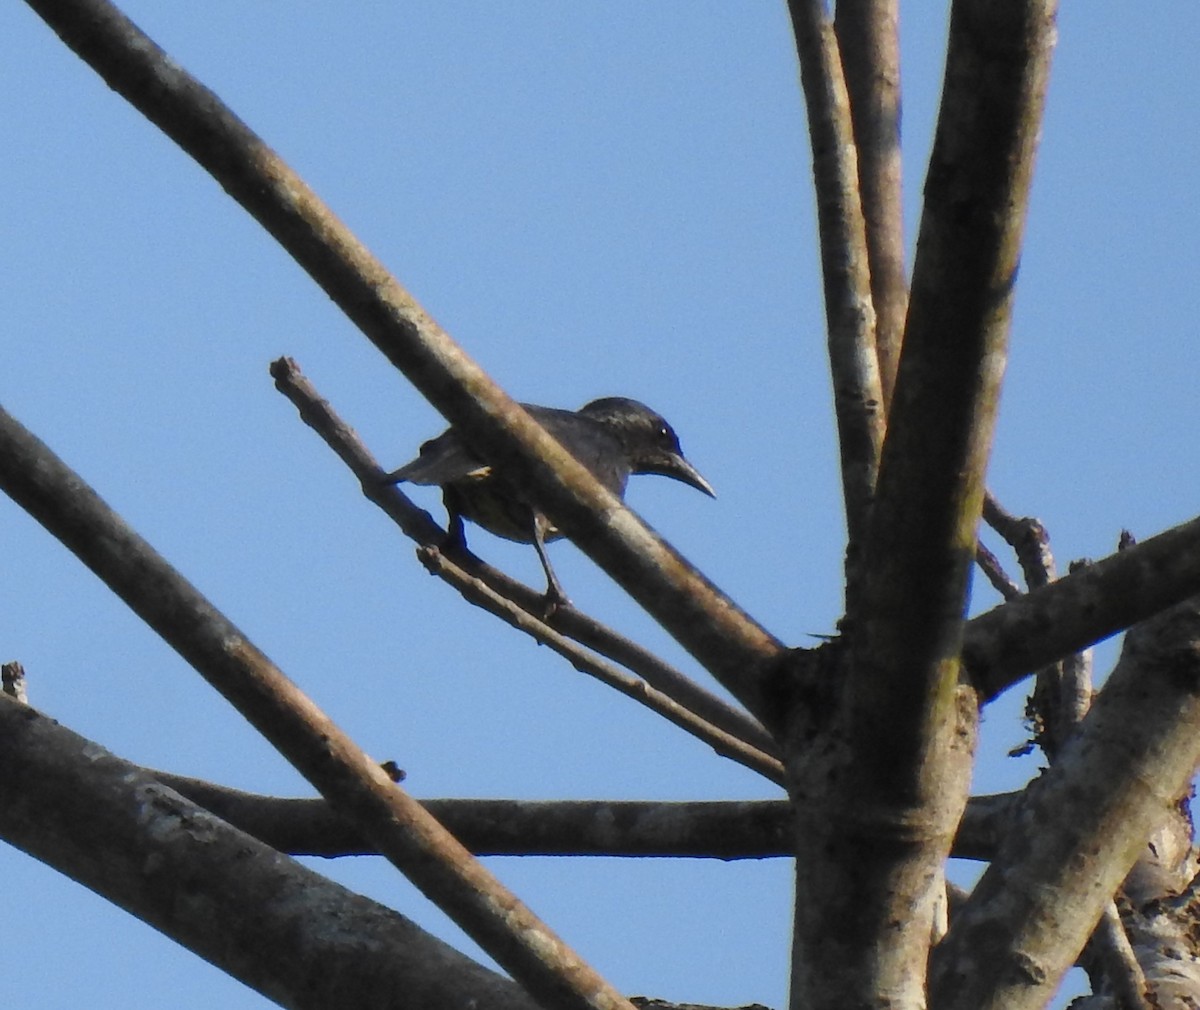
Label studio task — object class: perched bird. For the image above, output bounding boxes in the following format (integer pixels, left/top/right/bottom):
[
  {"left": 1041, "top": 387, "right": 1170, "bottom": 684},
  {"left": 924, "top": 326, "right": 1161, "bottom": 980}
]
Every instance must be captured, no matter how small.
[{"left": 383, "top": 397, "right": 714, "bottom": 604}]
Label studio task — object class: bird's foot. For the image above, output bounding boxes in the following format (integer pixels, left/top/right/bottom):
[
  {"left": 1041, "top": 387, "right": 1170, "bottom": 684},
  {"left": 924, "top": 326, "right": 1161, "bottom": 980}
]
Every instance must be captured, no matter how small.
[{"left": 540, "top": 583, "right": 570, "bottom": 619}]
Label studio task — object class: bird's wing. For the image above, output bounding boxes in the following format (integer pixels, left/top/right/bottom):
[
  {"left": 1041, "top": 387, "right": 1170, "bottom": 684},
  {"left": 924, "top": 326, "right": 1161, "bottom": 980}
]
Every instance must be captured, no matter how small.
[
  {"left": 534, "top": 408, "right": 630, "bottom": 494},
  {"left": 383, "top": 429, "right": 490, "bottom": 486},
  {"left": 384, "top": 404, "right": 625, "bottom": 491}
]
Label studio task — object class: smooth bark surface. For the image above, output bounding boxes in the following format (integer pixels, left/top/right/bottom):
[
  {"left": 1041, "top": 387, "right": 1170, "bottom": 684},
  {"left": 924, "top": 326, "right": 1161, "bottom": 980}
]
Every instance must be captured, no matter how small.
[
  {"left": 786, "top": 0, "right": 885, "bottom": 554},
  {"left": 834, "top": 0, "right": 907, "bottom": 407},
  {"left": 788, "top": 2, "right": 1057, "bottom": 1007},
  {"left": 154, "top": 773, "right": 1014, "bottom": 863}
]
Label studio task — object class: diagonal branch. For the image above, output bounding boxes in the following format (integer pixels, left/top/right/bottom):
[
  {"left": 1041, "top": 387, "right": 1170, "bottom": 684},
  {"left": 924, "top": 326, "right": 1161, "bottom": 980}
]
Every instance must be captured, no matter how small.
[
  {"left": 269, "top": 357, "right": 779, "bottom": 761},
  {"left": 974, "top": 540, "right": 1022, "bottom": 600},
  {"left": 23, "top": 0, "right": 783, "bottom": 721},
  {"left": 786, "top": 0, "right": 885, "bottom": 554},
  {"left": 787, "top": 2, "right": 1059, "bottom": 1007},
  {"left": 415, "top": 545, "right": 784, "bottom": 784},
  {"left": 930, "top": 597, "right": 1200, "bottom": 1010},
  {"left": 0, "top": 696, "right": 541, "bottom": 1010},
  {"left": 0, "top": 402, "right": 633, "bottom": 1010},
  {"left": 964, "top": 513, "right": 1200, "bottom": 700}
]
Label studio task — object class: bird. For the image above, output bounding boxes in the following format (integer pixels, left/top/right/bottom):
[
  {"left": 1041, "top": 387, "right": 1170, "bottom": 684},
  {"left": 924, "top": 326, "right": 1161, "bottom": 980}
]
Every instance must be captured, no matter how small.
[{"left": 382, "top": 397, "right": 714, "bottom": 606}]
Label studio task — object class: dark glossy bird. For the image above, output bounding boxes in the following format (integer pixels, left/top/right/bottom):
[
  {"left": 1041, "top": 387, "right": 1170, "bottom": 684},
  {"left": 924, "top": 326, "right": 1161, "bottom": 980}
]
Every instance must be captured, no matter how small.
[{"left": 383, "top": 397, "right": 714, "bottom": 604}]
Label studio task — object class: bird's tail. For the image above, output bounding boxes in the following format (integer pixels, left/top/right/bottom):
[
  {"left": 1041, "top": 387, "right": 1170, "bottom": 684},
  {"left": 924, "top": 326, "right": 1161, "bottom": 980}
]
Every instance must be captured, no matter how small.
[{"left": 381, "top": 443, "right": 490, "bottom": 486}]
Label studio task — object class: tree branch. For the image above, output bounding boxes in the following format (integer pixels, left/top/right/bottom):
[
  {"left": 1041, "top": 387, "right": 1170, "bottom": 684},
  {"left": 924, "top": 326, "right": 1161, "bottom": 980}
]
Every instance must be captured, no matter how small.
[
  {"left": 981, "top": 500, "right": 1151, "bottom": 1005},
  {"left": 974, "top": 541, "right": 1022, "bottom": 601},
  {"left": 1089, "top": 905, "right": 1154, "bottom": 1010},
  {"left": 964, "top": 513, "right": 1200, "bottom": 700},
  {"left": 23, "top": 0, "right": 783, "bottom": 722},
  {"left": 0, "top": 688, "right": 1011, "bottom": 864},
  {"left": 930, "top": 596, "right": 1200, "bottom": 1010},
  {"left": 834, "top": 0, "right": 908, "bottom": 407},
  {"left": 160, "top": 774, "right": 795, "bottom": 860},
  {"left": 270, "top": 356, "right": 779, "bottom": 762},
  {"left": 0, "top": 696, "right": 541, "bottom": 1010},
  {"left": 0, "top": 401, "right": 632, "bottom": 1010},
  {"left": 788, "top": 2, "right": 1058, "bottom": 1006},
  {"left": 785, "top": 0, "right": 885, "bottom": 553},
  {"left": 415, "top": 545, "right": 784, "bottom": 784},
  {"left": 154, "top": 771, "right": 1014, "bottom": 863}
]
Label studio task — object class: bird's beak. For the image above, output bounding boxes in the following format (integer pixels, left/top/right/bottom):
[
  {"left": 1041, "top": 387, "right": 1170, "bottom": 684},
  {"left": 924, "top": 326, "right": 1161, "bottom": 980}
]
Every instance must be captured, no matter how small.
[{"left": 655, "top": 454, "right": 716, "bottom": 498}]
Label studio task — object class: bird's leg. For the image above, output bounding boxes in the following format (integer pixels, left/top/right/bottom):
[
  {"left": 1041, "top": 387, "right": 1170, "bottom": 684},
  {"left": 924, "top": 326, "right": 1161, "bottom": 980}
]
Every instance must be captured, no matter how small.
[
  {"left": 440, "top": 486, "right": 468, "bottom": 552},
  {"left": 531, "top": 512, "right": 569, "bottom": 614}
]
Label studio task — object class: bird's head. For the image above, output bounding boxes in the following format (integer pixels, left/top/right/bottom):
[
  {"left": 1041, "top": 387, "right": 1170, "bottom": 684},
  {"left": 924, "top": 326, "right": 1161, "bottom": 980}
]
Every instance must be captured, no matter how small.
[{"left": 578, "top": 397, "right": 715, "bottom": 498}]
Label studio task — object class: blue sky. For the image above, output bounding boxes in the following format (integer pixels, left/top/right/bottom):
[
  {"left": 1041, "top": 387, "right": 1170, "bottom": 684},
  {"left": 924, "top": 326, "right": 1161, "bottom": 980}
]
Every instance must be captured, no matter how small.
[{"left": 2, "top": 4, "right": 1197, "bottom": 1008}]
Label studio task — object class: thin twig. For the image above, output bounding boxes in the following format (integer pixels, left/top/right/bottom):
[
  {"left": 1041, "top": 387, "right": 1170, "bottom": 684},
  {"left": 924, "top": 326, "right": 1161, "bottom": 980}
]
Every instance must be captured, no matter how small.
[
  {"left": 417, "top": 546, "right": 784, "bottom": 784},
  {"left": 982, "top": 491, "right": 1055, "bottom": 589},
  {"left": 270, "top": 357, "right": 779, "bottom": 760},
  {"left": 974, "top": 541, "right": 1022, "bottom": 601}
]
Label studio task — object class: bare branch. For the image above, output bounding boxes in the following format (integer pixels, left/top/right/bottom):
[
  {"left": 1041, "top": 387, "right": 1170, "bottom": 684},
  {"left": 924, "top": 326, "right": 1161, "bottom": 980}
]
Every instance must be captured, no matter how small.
[
  {"left": 270, "top": 356, "right": 778, "bottom": 760},
  {"left": 23, "top": 0, "right": 782, "bottom": 722},
  {"left": 1091, "top": 857, "right": 1200, "bottom": 1009},
  {"left": 0, "top": 696, "right": 540, "bottom": 1010},
  {"left": 931, "top": 596, "right": 1200, "bottom": 1010},
  {"left": 151, "top": 778, "right": 1017, "bottom": 864},
  {"left": 0, "top": 402, "right": 633, "bottom": 1010},
  {"left": 785, "top": 0, "right": 885, "bottom": 553},
  {"left": 416, "top": 545, "right": 784, "bottom": 784},
  {"left": 834, "top": 0, "right": 908, "bottom": 406},
  {"left": 788, "top": 1, "right": 1058, "bottom": 1005},
  {"left": 159, "top": 774, "right": 797, "bottom": 860},
  {"left": 982, "top": 491, "right": 1055, "bottom": 589},
  {"left": 965, "top": 513, "right": 1200, "bottom": 700},
  {"left": 974, "top": 541, "right": 1022, "bottom": 601},
  {"left": 984, "top": 498, "right": 1148, "bottom": 1005}
]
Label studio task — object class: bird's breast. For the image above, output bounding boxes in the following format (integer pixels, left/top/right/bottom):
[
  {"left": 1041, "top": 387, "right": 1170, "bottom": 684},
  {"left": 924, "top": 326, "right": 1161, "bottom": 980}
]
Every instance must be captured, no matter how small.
[{"left": 447, "top": 475, "right": 565, "bottom": 544}]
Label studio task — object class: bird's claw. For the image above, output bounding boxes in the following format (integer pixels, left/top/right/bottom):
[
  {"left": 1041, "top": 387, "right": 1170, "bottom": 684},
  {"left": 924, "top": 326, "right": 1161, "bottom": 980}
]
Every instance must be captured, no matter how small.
[{"left": 540, "top": 585, "right": 570, "bottom": 619}]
